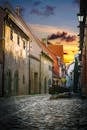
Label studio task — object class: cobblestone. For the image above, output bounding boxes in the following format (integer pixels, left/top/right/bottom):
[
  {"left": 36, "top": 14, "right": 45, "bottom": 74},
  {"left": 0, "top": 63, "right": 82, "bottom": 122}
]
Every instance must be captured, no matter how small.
[{"left": 0, "top": 94, "right": 87, "bottom": 130}]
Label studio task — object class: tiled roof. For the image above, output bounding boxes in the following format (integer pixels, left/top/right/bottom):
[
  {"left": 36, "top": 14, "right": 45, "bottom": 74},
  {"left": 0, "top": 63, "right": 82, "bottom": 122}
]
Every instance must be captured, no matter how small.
[{"left": 47, "top": 44, "right": 64, "bottom": 61}]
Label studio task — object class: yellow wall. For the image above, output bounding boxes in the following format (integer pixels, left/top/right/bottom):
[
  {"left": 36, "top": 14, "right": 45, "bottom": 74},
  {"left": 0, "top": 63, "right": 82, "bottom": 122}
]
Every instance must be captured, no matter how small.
[{"left": 4, "top": 23, "right": 29, "bottom": 95}]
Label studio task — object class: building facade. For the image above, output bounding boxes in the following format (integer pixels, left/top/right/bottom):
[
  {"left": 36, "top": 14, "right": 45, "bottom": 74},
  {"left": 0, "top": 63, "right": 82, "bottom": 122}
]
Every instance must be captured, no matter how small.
[
  {"left": 78, "top": 0, "right": 87, "bottom": 96},
  {"left": 29, "top": 37, "right": 53, "bottom": 94},
  {"left": 0, "top": 7, "right": 30, "bottom": 96},
  {"left": 40, "top": 51, "right": 53, "bottom": 93},
  {"left": 0, "top": 6, "right": 53, "bottom": 96}
]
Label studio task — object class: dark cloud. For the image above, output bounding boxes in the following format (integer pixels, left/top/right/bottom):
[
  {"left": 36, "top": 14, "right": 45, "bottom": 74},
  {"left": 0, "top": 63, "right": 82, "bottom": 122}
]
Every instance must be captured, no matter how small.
[
  {"left": 43, "top": 5, "right": 55, "bottom": 16},
  {"left": 65, "top": 35, "right": 76, "bottom": 42},
  {"left": 30, "top": 4, "right": 56, "bottom": 17},
  {"left": 73, "top": 0, "right": 80, "bottom": 5},
  {"left": 33, "top": 1, "right": 41, "bottom": 6},
  {"left": 30, "top": 9, "right": 42, "bottom": 15},
  {"left": 48, "top": 32, "right": 67, "bottom": 40},
  {"left": 48, "top": 31, "right": 76, "bottom": 42}
]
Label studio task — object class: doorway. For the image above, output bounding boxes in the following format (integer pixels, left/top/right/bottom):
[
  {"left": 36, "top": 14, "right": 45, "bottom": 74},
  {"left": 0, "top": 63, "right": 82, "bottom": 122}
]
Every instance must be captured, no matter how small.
[
  {"left": 14, "top": 70, "right": 19, "bottom": 95},
  {"left": 5, "top": 69, "right": 12, "bottom": 96},
  {"left": 34, "top": 72, "right": 38, "bottom": 93}
]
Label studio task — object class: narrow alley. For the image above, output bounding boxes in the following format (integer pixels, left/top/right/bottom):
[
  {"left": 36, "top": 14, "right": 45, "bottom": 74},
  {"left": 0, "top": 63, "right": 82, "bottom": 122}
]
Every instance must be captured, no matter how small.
[
  {"left": 0, "top": 95, "right": 87, "bottom": 130},
  {"left": 0, "top": 0, "right": 87, "bottom": 130}
]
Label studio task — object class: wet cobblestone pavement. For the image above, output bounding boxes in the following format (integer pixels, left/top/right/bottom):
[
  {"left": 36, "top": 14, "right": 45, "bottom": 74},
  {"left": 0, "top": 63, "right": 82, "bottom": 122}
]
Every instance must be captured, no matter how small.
[{"left": 0, "top": 94, "right": 87, "bottom": 130}]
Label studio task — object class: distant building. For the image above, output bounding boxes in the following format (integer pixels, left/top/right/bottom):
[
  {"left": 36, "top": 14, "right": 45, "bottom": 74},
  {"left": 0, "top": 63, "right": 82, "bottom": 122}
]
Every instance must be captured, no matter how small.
[
  {"left": 27, "top": 34, "right": 53, "bottom": 94},
  {"left": 67, "top": 62, "right": 75, "bottom": 75},
  {"left": 47, "top": 44, "right": 65, "bottom": 77},
  {"left": 66, "top": 62, "right": 74, "bottom": 89},
  {"left": 45, "top": 43, "right": 66, "bottom": 86}
]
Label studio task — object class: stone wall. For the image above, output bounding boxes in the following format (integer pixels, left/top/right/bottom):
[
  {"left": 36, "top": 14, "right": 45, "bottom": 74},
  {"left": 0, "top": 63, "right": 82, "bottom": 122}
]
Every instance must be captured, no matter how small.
[
  {"left": 81, "top": 20, "right": 87, "bottom": 96},
  {"left": 30, "top": 57, "right": 40, "bottom": 94},
  {"left": 41, "top": 55, "right": 52, "bottom": 94},
  {"left": 4, "top": 22, "right": 29, "bottom": 96}
]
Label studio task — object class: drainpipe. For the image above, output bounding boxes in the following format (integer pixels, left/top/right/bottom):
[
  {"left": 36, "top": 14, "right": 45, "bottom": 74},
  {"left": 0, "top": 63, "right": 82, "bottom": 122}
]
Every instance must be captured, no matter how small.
[
  {"left": 39, "top": 53, "right": 41, "bottom": 94},
  {"left": 28, "top": 40, "right": 30, "bottom": 94}
]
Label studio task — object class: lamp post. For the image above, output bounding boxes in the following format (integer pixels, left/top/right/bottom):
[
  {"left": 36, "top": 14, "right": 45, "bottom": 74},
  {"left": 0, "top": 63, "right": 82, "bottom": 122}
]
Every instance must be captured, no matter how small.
[
  {"left": 77, "top": 13, "right": 84, "bottom": 53},
  {"left": 77, "top": 12, "right": 87, "bottom": 95}
]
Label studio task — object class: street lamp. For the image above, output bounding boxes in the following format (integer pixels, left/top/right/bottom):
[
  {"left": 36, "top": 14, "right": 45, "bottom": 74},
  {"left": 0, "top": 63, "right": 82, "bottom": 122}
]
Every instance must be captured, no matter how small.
[
  {"left": 77, "top": 13, "right": 85, "bottom": 52},
  {"left": 77, "top": 13, "right": 84, "bottom": 22},
  {"left": 77, "top": 13, "right": 87, "bottom": 28}
]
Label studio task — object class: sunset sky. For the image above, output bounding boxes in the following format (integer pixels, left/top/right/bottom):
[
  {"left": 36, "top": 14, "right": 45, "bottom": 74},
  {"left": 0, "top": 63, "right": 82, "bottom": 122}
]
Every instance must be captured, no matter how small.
[{"left": 0, "top": 0, "right": 79, "bottom": 64}]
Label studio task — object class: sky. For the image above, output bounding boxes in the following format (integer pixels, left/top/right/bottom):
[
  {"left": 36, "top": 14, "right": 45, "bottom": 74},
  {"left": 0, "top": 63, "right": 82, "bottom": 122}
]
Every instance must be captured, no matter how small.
[{"left": 0, "top": 0, "right": 79, "bottom": 64}]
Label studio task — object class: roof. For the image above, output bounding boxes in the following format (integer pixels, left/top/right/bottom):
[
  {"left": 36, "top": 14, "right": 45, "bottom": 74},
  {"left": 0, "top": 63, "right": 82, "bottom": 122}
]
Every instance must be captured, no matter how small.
[
  {"left": 47, "top": 44, "right": 64, "bottom": 61},
  {"left": 3, "top": 8, "right": 30, "bottom": 39}
]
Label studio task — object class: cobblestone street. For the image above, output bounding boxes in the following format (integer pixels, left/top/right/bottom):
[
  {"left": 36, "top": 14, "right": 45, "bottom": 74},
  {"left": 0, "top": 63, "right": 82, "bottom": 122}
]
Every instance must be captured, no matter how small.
[{"left": 0, "top": 95, "right": 87, "bottom": 130}]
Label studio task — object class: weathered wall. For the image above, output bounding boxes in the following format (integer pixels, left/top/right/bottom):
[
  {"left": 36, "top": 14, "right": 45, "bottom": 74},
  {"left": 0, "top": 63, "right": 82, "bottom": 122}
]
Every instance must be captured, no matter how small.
[
  {"left": 4, "top": 23, "right": 29, "bottom": 96},
  {"left": 30, "top": 57, "right": 40, "bottom": 94},
  {"left": 41, "top": 55, "right": 52, "bottom": 94}
]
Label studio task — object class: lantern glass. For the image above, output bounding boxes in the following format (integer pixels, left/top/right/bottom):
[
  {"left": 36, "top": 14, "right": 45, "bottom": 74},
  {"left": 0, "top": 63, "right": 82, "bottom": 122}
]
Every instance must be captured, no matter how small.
[
  {"left": 77, "top": 14, "right": 84, "bottom": 22},
  {"left": 78, "top": 50, "right": 81, "bottom": 54}
]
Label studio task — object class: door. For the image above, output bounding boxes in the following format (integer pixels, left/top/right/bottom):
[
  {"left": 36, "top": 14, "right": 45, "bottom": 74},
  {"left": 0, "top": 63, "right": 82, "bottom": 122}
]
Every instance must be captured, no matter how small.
[
  {"left": 14, "top": 70, "right": 19, "bottom": 95},
  {"left": 5, "top": 70, "right": 12, "bottom": 96},
  {"left": 34, "top": 72, "right": 38, "bottom": 93}
]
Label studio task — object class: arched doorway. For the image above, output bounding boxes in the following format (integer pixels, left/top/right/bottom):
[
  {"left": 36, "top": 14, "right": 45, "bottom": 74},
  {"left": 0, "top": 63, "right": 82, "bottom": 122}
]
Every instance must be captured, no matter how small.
[
  {"left": 14, "top": 70, "right": 19, "bottom": 95},
  {"left": 5, "top": 69, "right": 12, "bottom": 96}
]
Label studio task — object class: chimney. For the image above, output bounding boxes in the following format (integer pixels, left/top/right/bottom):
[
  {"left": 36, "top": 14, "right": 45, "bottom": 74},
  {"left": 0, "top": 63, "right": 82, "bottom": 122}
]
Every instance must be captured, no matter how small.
[{"left": 15, "top": 6, "right": 20, "bottom": 15}]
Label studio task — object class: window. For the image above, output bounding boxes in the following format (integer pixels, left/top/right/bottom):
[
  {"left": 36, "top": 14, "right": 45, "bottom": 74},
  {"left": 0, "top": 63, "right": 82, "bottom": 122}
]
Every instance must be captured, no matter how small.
[
  {"left": 34, "top": 72, "right": 38, "bottom": 93},
  {"left": 48, "top": 79, "right": 52, "bottom": 87},
  {"left": 17, "top": 35, "right": 20, "bottom": 45},
  {"left": 10, "top": 28, "right": 13, "bottom": 41},
  {"left": 49, "top": 65, "right": 52, "bottom": 71},
  {"left": 23, "top": 40, "right": 26, "bottom": 49}
]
